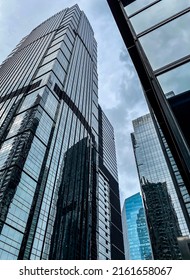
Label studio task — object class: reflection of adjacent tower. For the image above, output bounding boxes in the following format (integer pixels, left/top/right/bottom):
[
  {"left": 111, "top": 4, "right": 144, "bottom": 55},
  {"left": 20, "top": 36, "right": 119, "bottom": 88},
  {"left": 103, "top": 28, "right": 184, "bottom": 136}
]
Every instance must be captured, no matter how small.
[
  {"left": 131, "top": 114, "right": 189, "bottom": 259},
  {"left": 49, "top": 137, "right": 97, "bottom": 259},
  {"left": 142, "top": 181, "right": 182, "bottom": 260},
  {"left": 136, "top": 206, "right": 152, "bottom": 260},
  {"left": 122, "top": 192, "right": 152, "bottom": 260},
  {"left": 132, "top": 114, "right": 189, "bottom": 236}
]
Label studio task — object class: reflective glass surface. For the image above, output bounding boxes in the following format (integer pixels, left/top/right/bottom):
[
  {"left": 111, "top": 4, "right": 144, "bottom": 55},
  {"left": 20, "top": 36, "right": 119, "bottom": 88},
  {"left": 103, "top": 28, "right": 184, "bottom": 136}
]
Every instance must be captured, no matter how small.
[
  {"left": 122, "top": 193, "right": 152, "bottom": 260},
  {"left": 98, "top": 173, "right": 111, "bottom": 260},
  {"left": 157, "top": 62, "right": 190, "bottom": 97},
  {"left": 125, "top": 0, "right": 157, "bottom": 15},
  {"left": 0, "top": 3, "right": 123, "bottom": 260},
  {"left": 139, "top": 12, "right": 190, "bottom": 70},
  {"left": 132, "top": 114, "right": 189, "bottom": 236},
  {"left": 131, "top": 0, "right": 190, "bottom": 34}
]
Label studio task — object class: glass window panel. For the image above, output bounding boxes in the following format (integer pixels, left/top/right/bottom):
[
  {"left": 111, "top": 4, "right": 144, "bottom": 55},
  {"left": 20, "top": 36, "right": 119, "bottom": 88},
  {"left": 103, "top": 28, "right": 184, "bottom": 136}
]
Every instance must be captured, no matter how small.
[
  {"left": 60, "top": 42, "right": 71, "bottom": 61},
  {"left": 66, "top": 29, "right": 75, "bottom": 44},
  {"left": 54, "top": 30, "right": 66, "bottom": 41},
  {"left": 36, "top": 60, "right": 55, "bottom": 78},
  {"left": 92, "top": 102, "right": 98, "bottom": 118},
  {"left": 55, "top": 27, "right": 67, "bottom": 38},
  {"left": 36, "top": 111, "right": 53, "bottom": 145},
  {"left": 18, "top": 90, "right": 41, "bottom": 113},
  {"left": 46, "top": 72, "right": 63, "bottom": 91},
  {"left": 92, "top": 92, "right": 98, "bottom": 105},
  {"left": 92, "top": 114, "right": 98, "bottom": 134},
  {"left": 53, "top": 61, "right": 66, "bottom": 84},
  {"left": 24, "top": 136, "right": 46, "bottom": 180},
  {"left": 0, "top": 224, "right": 23, "bottom": 259},
  {"left": 157, "top": 62, "right": 190, "bottom": 97},
  {"left": 139, "top": 12, "right": 190, "bottom": 70},
  {"left": 52, "top": 34, "right": 65, "bottom": 46},
  {"left": 46, "top": 42, "right": 62, "bottom": 56},
  {"left": 42, "top": 51, "right": 58, "bottom": 65},
  {"left": 43, "top": 89, "right": 59, "bottom": 119},
  {"left": 63, "top": 18, "right": 78, "bottom": 30},
  {"left": 98, "top": 253, "right": 107, "bottom": 260},
  {"left": 64, "top": 35, "right": 73, "bottom": 51},
  {"left": 57, "top": 50, "right": 69, "bottom": 72},
  {"left": 6, "top": 112, "right": 26, "bottom": 139},
  {"left": 131, "top": 0, "right": 190, "bottom": 34},
  {"left": 124, "top": 0, "right": 157, "bottom": 16},
  {"left": 0, "top": 138, "right": 14, "bottom": 169}
]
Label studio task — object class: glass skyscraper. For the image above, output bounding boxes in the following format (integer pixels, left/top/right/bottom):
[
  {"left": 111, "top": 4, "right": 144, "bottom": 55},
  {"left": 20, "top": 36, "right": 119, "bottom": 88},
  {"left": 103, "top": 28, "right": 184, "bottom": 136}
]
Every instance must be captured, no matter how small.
[
  {"left": 132, "top": 113, "right": 189, "bottom": 259},
  {"left": 122, "top": 192, "right": 152, "bottom": 260},
  {"left": 132, "top": 114, "right": 190, "bottom": 236},
  {"left": 107, "top": 0, "right": 190, "bottom": 228},
  {"left": 98, "top": 106, "right": 124, "bottom": 260},
  {"left": 0, "top": 5, "right": 124, "bottom": 260}
]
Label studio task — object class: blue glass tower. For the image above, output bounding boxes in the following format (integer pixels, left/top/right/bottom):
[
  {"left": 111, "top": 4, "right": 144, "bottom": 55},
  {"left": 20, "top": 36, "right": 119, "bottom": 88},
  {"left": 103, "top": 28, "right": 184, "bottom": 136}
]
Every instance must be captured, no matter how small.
[{"left": 122, "top": 192, "right": 152, "bottom": 260}]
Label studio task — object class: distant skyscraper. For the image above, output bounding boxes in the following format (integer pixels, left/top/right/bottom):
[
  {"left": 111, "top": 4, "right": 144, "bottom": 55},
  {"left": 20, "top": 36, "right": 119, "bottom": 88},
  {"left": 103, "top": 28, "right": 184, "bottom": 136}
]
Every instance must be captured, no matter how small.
[
  {"left": 122, "top": 192, "right": 152, "bottom": 260},
  {"left": 0, "top": 5, "right": 124, "bottom": 260},
  {"left": 107, "top": 0, "right": 190, "bottom": 222},
  {"left": 98, "top": 106, "right": 124, "bottom": 260}
]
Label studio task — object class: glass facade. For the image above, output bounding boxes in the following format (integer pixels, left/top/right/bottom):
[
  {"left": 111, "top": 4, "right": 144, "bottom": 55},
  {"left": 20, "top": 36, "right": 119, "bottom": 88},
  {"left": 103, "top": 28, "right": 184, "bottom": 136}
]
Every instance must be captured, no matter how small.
[
  {"left": 107, "top": 0, "right": 190, "bottom": 250},
  {"left": 132, "top": 114, "right": 189, "bottom": 259},
  {"left": 0, "top": 5, "right": 124, "bottom": 260},
  {"left": 122, "top": 193, "right": 152, "bottom": 260},
  {"left": 98, "top": 106, "right": 124, "bottom": 260},
  {"left": 142, "top": 181, "right": 182, "bottom": 260}
]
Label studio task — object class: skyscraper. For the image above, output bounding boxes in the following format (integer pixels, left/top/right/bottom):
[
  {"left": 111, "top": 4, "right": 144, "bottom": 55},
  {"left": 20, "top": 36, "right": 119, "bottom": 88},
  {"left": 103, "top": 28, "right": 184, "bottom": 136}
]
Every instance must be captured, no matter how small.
[
  {"left": 0, "top": 5, "right": 124, "bottom": 260},
  {"left": 98, "top": 106, "right": 124, "bottom": 260},
  {"left": 132, "top": 113, "right": 189, "bottom": 259},
  {"left": 107, "top": 0, "right": 190, "bottom": 220},
  {"left": 122, "top": 192, "right": 152, "bottom": 260}
]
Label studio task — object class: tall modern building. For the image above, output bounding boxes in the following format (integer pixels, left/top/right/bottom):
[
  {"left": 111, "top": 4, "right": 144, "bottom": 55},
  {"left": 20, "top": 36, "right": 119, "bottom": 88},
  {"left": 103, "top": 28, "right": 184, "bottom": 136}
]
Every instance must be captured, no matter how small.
[
  {"left": 107, "top": 0, "right": 190, "bottom": 225},
  {"left": 132, "top": 113, "right": 189, "bottom": 259},
  {"left": 122, "top": 192, "right": 152, "bottom": 260},
  {"left": 98, "top": 106, "right": 124, "bottom": 260},
  {"left": 0, "top": 5, "right": 124, "bottom": 260}
]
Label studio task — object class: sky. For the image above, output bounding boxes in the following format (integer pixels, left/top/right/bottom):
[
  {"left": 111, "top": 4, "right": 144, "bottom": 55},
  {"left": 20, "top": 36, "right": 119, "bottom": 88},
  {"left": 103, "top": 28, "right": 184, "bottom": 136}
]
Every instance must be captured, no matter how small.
[{"left": 0, "top": 0, "right": 149, "bottom": 206}]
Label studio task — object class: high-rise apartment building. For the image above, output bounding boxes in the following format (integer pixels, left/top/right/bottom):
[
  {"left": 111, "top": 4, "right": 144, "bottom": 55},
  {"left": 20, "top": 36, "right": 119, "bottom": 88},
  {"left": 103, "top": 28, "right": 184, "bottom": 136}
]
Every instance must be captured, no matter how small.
[
  {"left": 0, "top": 5, "right": 124, "bottom": 260},
  {"left": 107, "top": 0, "right": 190, "bottom": 224},
  {"left": 132, "top": 113, "right": 189, "bottom": 259},
  {"left": 122, "top": 192, "right": 152, "bottom": 260}
]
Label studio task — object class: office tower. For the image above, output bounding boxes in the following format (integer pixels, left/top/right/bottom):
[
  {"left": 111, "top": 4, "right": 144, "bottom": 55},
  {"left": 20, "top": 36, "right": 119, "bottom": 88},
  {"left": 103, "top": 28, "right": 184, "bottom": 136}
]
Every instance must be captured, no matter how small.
[
  {"left": 107, "top": 1, "right": 190, "bottom": 223},
  {"left": 122, "top": 192, "right": 152, "bottom": 260},
  {"left": 0, "top": 5, "right": 124, "bottom": 260},
  {"left": 98, "top": 106, "right": 124, "bottom": 260},
  {"left": 132, "top": 113, "right": 189, "bottom": 259}
]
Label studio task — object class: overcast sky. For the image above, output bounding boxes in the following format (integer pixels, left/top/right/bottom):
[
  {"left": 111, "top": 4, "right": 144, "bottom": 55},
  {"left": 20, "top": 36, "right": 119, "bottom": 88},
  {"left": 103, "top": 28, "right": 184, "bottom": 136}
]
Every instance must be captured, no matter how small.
[{"left": 0, "top": 0, "right": 149, "bottom": 206}]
